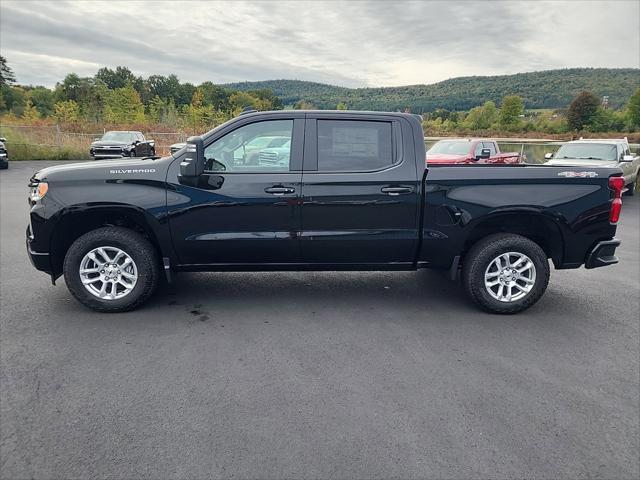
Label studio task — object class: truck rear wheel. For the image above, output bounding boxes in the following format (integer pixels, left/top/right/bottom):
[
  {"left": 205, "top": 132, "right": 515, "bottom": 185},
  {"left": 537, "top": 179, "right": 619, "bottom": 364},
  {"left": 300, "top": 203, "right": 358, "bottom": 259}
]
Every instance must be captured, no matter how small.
[
  {"left": 462, "top": 233, "right": 550, "bottom": 314},
  {"left": 63, "top": 227, "right": 160, "bottom": 312}
]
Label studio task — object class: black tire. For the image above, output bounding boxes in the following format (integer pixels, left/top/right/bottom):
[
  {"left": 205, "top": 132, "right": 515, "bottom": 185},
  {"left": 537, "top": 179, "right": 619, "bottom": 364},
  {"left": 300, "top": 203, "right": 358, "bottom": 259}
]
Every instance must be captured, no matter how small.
[
  {"left": 63, "top": 227, "right": 160, "bottom": 312},
  {"left": 150, "top": 147, "right": 156, "bottom": 157},
  {"left": 462, "top": 233, "right": 550, "bottom": 314},
  {"left": 625, "top": 183, "right": 635, "bottom": 196},
  {"left": 625, "top": 173, "right": 638, "bottom": 196},
  {"left": 129, "top": 149, "right": 136, "bottom": 158}
]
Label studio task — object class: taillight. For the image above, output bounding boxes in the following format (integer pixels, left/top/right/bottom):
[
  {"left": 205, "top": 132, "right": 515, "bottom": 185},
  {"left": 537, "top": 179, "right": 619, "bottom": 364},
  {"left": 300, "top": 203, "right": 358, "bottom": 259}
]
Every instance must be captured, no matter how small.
[{"left": 608, "top": 176, "right": 624, "bottom": 224}]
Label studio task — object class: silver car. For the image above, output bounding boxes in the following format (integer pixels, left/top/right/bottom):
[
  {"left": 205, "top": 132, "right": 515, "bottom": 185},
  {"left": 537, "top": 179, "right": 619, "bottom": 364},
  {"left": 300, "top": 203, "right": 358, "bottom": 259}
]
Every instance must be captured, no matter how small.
[{"left": 545, "top": 138, "right": 640, "bottom": 195}]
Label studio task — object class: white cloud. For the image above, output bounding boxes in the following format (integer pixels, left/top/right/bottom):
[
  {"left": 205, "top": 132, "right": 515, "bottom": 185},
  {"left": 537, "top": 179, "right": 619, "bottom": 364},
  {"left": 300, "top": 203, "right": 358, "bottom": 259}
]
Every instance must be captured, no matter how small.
[{"left": 1, "top": 0, "right": 637, "bottom": 88}]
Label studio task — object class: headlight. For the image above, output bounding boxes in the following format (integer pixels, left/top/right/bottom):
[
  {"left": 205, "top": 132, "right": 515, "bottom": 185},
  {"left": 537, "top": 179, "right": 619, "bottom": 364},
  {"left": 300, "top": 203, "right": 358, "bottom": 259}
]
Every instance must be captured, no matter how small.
[{"left": 29, "top": 182, "right": 48, "bottom": 203}]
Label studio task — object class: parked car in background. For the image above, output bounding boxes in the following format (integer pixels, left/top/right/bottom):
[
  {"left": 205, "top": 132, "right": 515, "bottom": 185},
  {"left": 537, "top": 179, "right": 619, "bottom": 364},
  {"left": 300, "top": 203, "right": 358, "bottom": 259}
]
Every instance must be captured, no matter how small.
[
  {"left": 0, "top": 137, "right": 8, "bottom": 169},
  {"left": 427, "top": 138, "right": 524, "bottom": 165},
  {"left": 90, "top": 131, "right": 155, "bottom": 159},
  {"left": 243, "top": 136, "right": 290, "bottom": 165},
  {"left": 544, "top": 138, "right": 640, "bottom": 195},
  {"left": 258, "top": 139, "right": 291, "bottom": 168},
  {"left": 170, "top": 142, "right": 186, "bottom": 154}
]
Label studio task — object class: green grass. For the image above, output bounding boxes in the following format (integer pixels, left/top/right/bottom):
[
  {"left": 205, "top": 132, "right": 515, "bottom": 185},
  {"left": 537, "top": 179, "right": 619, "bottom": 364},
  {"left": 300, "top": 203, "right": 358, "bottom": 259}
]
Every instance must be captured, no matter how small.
[{"left": 5, "top": 144, "right": 91, "bottom": 161}]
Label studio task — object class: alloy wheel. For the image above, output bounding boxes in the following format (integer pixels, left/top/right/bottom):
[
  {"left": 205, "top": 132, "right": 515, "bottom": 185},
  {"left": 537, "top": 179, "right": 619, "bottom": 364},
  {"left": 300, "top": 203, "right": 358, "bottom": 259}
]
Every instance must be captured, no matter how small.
[
  {"left": 79, "top": 246, "right": 138, "bottom": 300},
  {"left": 484, "top": 252, "right": 536, "bottom": 302}
]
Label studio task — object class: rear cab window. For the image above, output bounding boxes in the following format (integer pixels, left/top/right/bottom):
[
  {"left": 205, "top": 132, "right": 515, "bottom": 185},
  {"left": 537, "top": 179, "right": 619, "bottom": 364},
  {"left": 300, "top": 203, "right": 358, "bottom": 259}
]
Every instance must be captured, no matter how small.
[{"left": 316, "top": 120, "right": 395, "bottom": 172}]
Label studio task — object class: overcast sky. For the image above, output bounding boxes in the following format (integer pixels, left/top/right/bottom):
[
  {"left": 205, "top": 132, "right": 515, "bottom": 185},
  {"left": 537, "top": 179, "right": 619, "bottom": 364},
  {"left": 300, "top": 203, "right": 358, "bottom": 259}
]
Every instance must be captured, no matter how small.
[{"left": 1, "top": 0, "right": 638, "bottom": 88}]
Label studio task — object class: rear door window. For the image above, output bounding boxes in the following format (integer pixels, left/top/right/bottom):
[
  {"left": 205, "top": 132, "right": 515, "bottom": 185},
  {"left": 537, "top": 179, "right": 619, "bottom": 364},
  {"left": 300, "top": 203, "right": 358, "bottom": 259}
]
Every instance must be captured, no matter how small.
[{"left": 317, "top": 120, "right": 394, "bottom": 172}]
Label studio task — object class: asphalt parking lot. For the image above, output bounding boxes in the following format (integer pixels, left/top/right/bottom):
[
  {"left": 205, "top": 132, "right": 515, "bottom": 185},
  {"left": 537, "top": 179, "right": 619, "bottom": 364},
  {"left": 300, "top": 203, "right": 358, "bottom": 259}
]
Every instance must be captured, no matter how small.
[{"left": 1, "top": 161, "right": 639, "bottom": 479}]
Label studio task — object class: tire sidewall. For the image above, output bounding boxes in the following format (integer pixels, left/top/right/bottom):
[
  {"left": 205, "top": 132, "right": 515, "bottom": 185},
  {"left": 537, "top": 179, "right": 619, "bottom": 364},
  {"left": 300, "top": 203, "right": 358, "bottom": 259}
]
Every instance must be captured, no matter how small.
[
  {"left": 64, "top": 229, "right": 157, "bottom": 311},
  {"left": 465, "top": 235, "right": 549, "bottom": 314}
]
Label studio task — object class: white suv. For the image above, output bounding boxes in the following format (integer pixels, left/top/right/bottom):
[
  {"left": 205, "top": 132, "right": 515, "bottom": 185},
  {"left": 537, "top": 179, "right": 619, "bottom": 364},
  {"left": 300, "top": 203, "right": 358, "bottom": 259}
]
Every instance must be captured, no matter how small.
[{"left": 545, "top": 138, "right": 640, "bottom": 195}]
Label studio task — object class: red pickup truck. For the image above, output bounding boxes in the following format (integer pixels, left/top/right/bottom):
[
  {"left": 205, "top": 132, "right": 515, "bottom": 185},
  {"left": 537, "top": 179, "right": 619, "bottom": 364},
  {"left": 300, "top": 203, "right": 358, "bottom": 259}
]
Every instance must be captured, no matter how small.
[{"left": 427, "top": 138, "right": 524, "bottom": 165}]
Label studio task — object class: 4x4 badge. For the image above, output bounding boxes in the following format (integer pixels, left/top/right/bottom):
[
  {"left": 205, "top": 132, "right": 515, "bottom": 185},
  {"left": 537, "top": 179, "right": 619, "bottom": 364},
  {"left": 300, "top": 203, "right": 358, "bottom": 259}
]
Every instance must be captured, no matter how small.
[{"left": 557, "top": 171, "right": 599, "bottom": 178}]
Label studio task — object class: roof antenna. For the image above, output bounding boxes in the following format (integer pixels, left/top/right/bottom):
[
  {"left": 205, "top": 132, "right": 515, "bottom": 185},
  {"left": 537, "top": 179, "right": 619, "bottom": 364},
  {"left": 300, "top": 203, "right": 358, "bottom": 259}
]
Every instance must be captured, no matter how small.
[{"left": 239, "top": 106, "right": 257, "bottom": 116}]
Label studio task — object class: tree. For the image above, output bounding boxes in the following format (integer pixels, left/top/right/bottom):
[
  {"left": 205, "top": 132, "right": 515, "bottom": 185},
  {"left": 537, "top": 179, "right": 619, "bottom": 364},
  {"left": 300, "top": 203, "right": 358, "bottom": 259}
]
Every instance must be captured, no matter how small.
[
  {"left": 626, "top": 88, "right": 640, "bottom": 129},
  {"left": 181, "top": 88, "right": 214, "bottom": 133},
  {"left": 55, "top": 73, "right": 82, "bottom": 102},
  {"left": 53, "top": 100, "right": 80, "bottom": 123},
  {"left": 294, "top": 100, "right": 315, "bottom": 110},
  {"left": 104, "top": 84, "right": 145, "bottom": 123},
  {"left": 147, "top": 74, "right": 181, "bottom": 103},
  {"left": 0, "top": 84, "right": 25, "bottom": 114},
  {"left": 21, "top": 100, "right": 40, "bottom": 121},
  {"left": 432, "top": 108, "right": 450, "bottom": 121},
  {"left": 336, "top": 101, "right": 347, "bottom": 110},
  {"left": 177, "top": 82, "right": 197, "bottom": 106},
  {"left": 463, "top": 101, "right": 498, "bottom": 130},
  {"left": 499, "top": 95, "right": 524, "bottom": 128},
  {"left": 247, "top": 89, "right": 282, "bottom": 110},
  {"left": 147, "top": 95, "right": 166, "bottom": 123},
  {"left": 0, "top": 56, "right": 16, "bottom": 85},
  {"left": 95, "top": 66, "right": 136, "bottom": 90},
  {"left": 567, "top": 91, "right": 600, "bottom": 130},
  {"left": 199, "top": 81, "right": 231, "bottom": 111},
  {"left": 590, "top": 107, "right": 626, "bottom": 132},
  {"left": 229, "top": 91, "right": 260, "bottom": 112},
  {"left": 27, "top": 87, "right": 55, "bottom": 117}
]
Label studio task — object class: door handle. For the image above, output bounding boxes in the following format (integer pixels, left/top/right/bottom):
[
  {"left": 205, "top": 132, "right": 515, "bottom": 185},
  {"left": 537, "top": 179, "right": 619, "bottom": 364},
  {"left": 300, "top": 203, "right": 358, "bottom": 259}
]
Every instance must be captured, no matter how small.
[
  {"left": 265, "top": 186, "right": 295, "bottom": 195},
  {"left": 381, "top": 186, "right": 413, "bottom": 195}
]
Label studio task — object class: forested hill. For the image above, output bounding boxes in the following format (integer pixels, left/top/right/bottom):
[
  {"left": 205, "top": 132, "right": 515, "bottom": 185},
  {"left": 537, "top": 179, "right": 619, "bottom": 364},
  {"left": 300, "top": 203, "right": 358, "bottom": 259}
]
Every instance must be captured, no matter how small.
[{"left": 225, "top": 68, "right": 640, "bottom": 112}]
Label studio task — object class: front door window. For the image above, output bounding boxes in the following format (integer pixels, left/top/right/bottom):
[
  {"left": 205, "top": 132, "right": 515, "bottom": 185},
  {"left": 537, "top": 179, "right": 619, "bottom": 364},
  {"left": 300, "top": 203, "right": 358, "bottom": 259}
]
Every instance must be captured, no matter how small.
[{"left": 203, "top": 120, "right": 293, "bottom": 173}]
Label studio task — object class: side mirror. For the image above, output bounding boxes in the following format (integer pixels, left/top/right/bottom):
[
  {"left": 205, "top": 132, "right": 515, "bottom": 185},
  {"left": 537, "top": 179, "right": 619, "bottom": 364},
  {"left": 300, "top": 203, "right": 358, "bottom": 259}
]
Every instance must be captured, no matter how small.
[
  {"left": 621, "top": 154, "right": 635, "bottom": 162},
  {"left": 544, "top": 152, "right": 553, "bottom": 159},
  {"left": 476, "top": 148, "right": 491, "bottom": 160},
  {"left": 133, "top": 140, "right": 140, "bottom": 145},
  {"left": 179, "top": 136, "right": 205, "bottom": 182},
  {"left": 0, "top": 137, "right": 6, "bottom": 142},
  {"left": 94, "top": 138, "right": 100, "bottom": 141}
]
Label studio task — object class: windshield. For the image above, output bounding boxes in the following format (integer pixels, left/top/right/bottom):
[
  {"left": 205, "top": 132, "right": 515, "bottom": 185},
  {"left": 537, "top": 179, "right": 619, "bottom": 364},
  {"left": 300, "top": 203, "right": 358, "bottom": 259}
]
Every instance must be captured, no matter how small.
[
  {"left": 554, "top": 143, "right": 617, "bottom": 161},
  {"left": 102, "top": 132, "right": 135, "bottom": 142},
  {"left": 428, "top": 140, "right": 471, "bottom": 156}
]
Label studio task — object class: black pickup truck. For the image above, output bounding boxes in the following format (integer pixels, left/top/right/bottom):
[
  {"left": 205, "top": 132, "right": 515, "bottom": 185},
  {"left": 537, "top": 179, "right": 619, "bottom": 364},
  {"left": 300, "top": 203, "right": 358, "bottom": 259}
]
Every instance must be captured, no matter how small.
[
  {"left": 27, "top": 110, "right": 625, "bottom": 314},
  {"left": 90, "top": 131, "right": 155, "bottom": 159}
]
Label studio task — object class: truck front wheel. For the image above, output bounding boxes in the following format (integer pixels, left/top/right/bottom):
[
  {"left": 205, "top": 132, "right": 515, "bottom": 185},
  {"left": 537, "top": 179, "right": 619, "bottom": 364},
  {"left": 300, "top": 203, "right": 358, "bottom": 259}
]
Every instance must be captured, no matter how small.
[
  {"left": 63, "top": 227, "right": 160, "bottom": 312},
  {"left": 462, "top": 233, "right": 550, "bottom": 314}
]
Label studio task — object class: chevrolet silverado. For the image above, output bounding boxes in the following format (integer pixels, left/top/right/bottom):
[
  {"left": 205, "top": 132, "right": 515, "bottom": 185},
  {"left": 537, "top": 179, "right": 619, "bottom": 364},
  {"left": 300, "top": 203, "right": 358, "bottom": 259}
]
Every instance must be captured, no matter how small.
[{"left": 27, "top": 110, "right": 625, "bottom": 314}]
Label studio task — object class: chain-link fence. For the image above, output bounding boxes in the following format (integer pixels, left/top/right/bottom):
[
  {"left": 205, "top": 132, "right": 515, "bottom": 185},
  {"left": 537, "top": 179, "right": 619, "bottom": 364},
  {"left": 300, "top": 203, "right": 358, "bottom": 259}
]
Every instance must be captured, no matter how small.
[
  {"left": 0, "top": 124, "right": 188, "bottom": 160},
  {"left": 2, "top": 124, "right": 638, "bottom": 163}
]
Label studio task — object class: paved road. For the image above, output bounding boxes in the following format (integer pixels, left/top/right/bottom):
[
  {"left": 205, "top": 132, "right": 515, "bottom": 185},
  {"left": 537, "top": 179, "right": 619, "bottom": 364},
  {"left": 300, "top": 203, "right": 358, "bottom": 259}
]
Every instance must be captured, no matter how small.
[{"left": 1, "top": 161, "right": 639, "bottom": 479}]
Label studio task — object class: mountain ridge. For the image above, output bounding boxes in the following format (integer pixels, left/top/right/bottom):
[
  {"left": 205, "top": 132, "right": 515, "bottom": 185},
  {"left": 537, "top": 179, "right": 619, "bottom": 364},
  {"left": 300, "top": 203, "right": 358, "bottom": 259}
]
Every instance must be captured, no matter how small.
[{"left": 224, "top": 68, "right": 640, "bottom": 112}]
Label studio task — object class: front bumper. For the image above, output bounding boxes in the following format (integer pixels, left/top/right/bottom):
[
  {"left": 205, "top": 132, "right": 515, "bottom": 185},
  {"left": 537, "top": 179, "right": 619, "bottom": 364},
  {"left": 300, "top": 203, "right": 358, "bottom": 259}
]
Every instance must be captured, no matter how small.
[
  {"left": 26, "top": 226, "right": 52, "bottom": 274},
  {"left": 91, "top": 152, "right": 127, "bottom": 159},
  {"left": 585, "top": 238, "right": 621, "bottom": 269}
]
